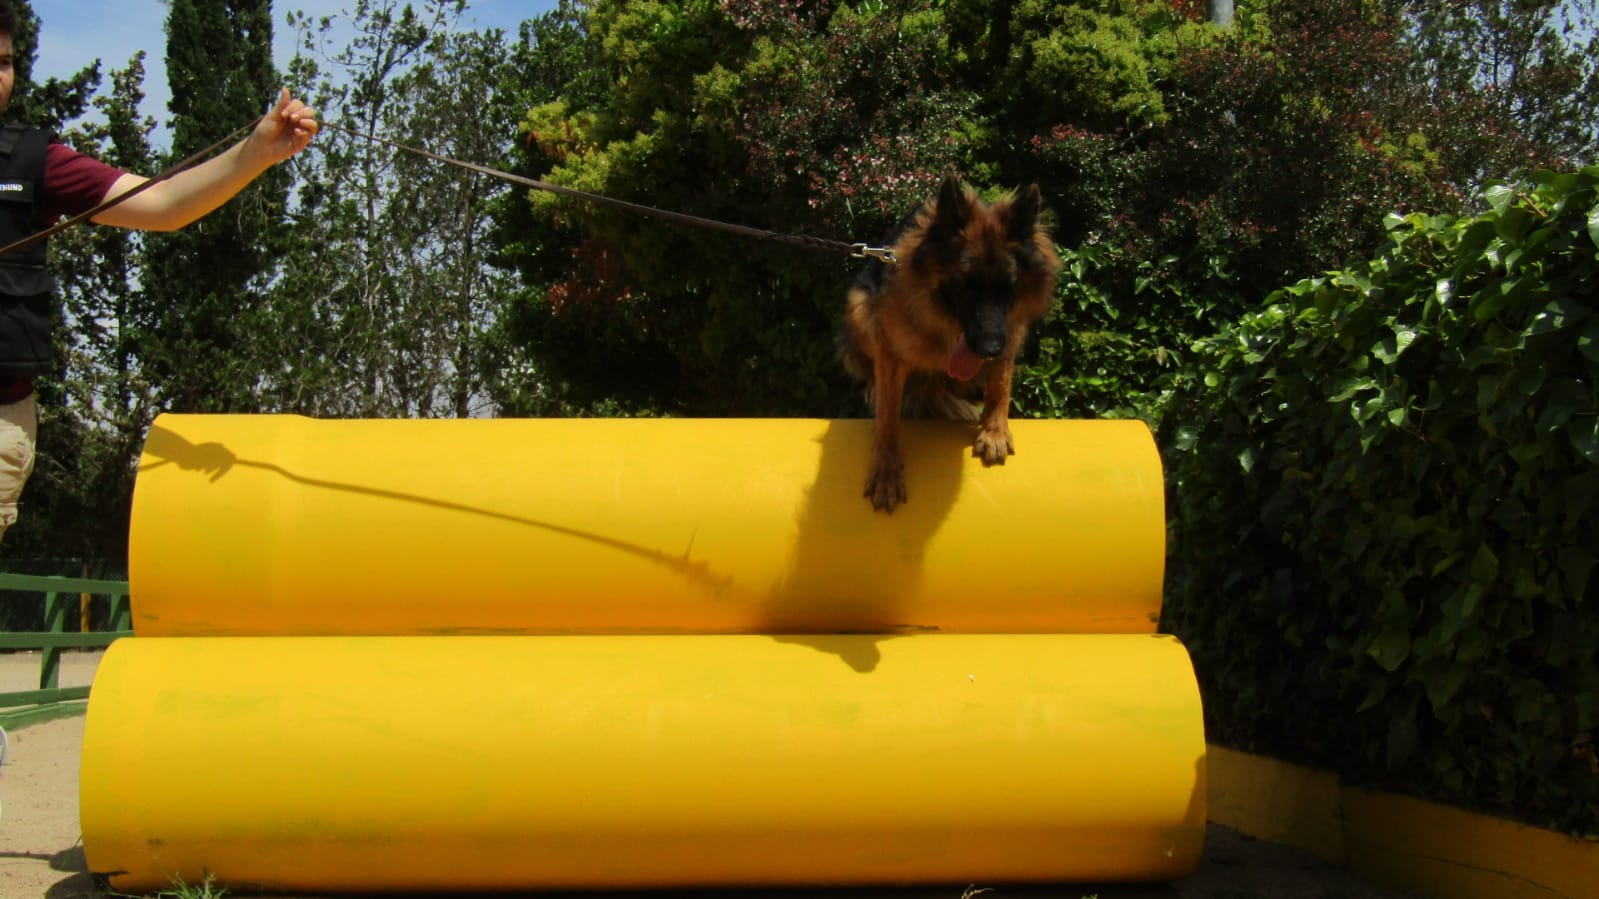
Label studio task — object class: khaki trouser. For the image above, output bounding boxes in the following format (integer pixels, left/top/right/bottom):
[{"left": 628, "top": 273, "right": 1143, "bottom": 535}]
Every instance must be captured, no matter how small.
[{"left": 0, "top": 392, "right": 38, "bottom": 545}]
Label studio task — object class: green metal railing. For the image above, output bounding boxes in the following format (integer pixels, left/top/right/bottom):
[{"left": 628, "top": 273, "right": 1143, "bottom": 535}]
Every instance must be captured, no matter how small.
[{"left": 0, "top": 572, "right": 132, "bottom": 728}]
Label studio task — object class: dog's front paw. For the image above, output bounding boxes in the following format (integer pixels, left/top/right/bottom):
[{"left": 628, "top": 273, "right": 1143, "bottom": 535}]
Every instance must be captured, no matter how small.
[
  {"left": 973, "top": 425, "right": 1014, "bottom": 465},
  {"left": 864, "top": 454, "right": 907, "bottom": 513}
]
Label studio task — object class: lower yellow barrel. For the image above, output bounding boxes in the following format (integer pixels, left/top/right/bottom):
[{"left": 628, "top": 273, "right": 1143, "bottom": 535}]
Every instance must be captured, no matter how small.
[{"left": 81, "top": 634, "right": 1206, "bottom": 892}]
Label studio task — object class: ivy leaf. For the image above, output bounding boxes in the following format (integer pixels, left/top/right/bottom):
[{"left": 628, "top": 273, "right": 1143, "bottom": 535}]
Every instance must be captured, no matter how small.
[
  {"left": 1559, "top": 547, "right": 1596, "bottom": 599},
  {"left": 1579, "top": 320, "right": 1599, "bottom": 363},
  {"left": 1237, "top": 446, "right": 1259, "bottom": 473},
  {"left": 1513, "top": 680, "right": 1551, "bottom": 727},
  {"left": 1173, "top": 423, "right": 1200, "bottom": 452},
  {"left": 1422, "top": 662, "right": 1471, "bottom": 714},
  {"left": 1588, "top": 200, "right": 1599, "bottom": 249},
  {"left": 1431, "top": 552, "right": 1463, "bottom": 577},
  {"left": 1496, "top": 207, "right": 1534, "bottom": 242},
  {"left": 1453, "top": 220, "right": 1498, "bottom": 266},
  {"left": 1330, "top": 376, "right": 1377, "bottom": 402},
  {"left": 1536, "top": 401, "right": 1575, "bottom": 433},
  {"left": 1456, "top": 626, "right": 1494, "bottom": 663},
  {"left": 1385, "top": 706, "right": 1420, "bottom": 769},
  {"left": 1368, "top": 624, "right": 1412, "bottom": 672},
  {"left": 1485, "top": 182, "right": 1516, "bottom": 215},
  {"left": 1355, "top": 681, "right": 1390, "bottom": 714},
  {"left": 1482, "top": 237, "right": 1507, "bottom": 268},
  {"left": 1373, "top": 326, "right": 1417, "bottom": 365},
  {"left": 1526, "top": 297, "right": 1592, "bottom": 337},
  {"left": 1422, "top": 380, "right": 1445, "bottom": 411},
  {"left": 1572, "top": 415, "right": 1599, "bottom": 464},
  {"left": 1392, "top": 326, "right": 1417, "bottom": 354},
  {"left": 1460, "top": 582, "right": 1484, "bottom": 621},
  {"left": 1470, "top": 545, "right": 1500, "bottom": 583},
  {"left": 1472, "top": 277, "right": 1525, "bottom": 321}
]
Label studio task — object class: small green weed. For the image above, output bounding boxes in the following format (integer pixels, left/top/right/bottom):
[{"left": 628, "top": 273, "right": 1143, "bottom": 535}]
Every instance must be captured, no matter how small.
[{"left": 110, "top": 871, "right": 225, "bottom": 899}]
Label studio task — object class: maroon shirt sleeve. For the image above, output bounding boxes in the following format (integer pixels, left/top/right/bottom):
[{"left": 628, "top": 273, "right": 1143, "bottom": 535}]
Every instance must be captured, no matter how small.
[{"left": 42, "top": 140, "right": 129, "bottom": 224}]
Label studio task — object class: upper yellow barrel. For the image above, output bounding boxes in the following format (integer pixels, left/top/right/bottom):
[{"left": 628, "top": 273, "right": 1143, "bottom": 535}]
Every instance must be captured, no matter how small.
[{"left": 129, "top": 415, "right": 1165, "bottom": 636}]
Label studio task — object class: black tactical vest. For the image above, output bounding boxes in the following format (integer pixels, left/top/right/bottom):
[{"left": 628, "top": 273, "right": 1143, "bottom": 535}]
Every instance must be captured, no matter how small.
[{"left": 0, "top": 124, "right": 58, "bottom": 376}]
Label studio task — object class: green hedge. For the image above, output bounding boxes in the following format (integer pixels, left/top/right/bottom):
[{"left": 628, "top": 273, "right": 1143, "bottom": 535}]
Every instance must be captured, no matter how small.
[{"left": 1161, "top": 167, "right": 1599, "bottom": 835}]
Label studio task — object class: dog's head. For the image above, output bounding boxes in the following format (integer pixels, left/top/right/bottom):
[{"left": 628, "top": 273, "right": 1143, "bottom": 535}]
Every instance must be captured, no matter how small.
[{"left": 916, "top": 173, "right": 1057, "bottom": 368}]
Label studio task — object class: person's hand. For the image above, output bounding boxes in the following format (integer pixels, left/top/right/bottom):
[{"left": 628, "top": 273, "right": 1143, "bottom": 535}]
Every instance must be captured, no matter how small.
[
  {"left": 247, "top": 88, "right": 319, "bottom": 169},
  {"left": 92, "top": 88, "right": 322, "bottom": 231}
]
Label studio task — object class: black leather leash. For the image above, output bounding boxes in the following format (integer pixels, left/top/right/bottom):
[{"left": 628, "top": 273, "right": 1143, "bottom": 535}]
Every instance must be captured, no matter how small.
[{"left": 320, "top": 120, "right": 898, "bottom": 265}]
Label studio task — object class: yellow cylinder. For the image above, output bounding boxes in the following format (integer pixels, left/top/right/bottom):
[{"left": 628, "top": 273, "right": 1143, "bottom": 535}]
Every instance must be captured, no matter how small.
[
  {"left": 130, "top": 415, "right": 1165, "bottom": 637},
  {"left": 81, "top": 633, "right": 1205, "bottom": 893}
]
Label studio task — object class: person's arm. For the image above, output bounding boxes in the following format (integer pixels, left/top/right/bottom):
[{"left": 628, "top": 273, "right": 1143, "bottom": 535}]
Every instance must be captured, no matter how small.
[{"left": 90, "top": 88, "right": 318, "bottom": 232}]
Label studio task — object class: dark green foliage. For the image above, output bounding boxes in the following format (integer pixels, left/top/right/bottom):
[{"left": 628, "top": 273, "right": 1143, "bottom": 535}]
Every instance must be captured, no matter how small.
[
  {"left": 1162, "top": 167, "right": 1599, "bottom": 834},
  {"left": 500, "top": 0, "right": 1022, "bottom": 416},
  {"left": 136, "top": 0, "right": 287, "bottom": 413},
  {"left": 1020, "top": 0, "right": 1565, "bottom": 422},
  {"left": 3, "top": 0, "right": 100, "bottom": 131},
  {"left": 503, "top": 0, "right": 1583, "bottom": 421}
]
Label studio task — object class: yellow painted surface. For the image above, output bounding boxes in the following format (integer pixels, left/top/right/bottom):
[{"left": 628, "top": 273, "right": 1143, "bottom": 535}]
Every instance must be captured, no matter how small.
[
  {"left": 81, "top": 634, "right": 1207, "bottom": 893},
  {"left": 129, "top": 415, "right": 1165, "bottom": 637},
  {"left": 1344, "top": 789, "right": 1599, "bottom": 899},
  {"left": 1206, "top": 744, "right": 1343, "bottom": 862},
  {"left": 1209, "top": 745, "right": 1599, "bottom": 899}
]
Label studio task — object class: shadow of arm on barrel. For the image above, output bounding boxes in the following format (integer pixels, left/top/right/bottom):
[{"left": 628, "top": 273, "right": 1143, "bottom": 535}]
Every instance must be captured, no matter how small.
[{"left": 137, "top": 423, "right": 734, "bottom": 594}]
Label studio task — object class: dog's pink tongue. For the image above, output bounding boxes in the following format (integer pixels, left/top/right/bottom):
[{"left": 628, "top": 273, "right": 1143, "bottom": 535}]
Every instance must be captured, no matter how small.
[{"left": 947, "top": 338, "right": 982, "bottom": 381}]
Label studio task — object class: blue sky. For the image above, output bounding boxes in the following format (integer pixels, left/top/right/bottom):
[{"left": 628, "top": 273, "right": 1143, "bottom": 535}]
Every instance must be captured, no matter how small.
[{"left": 29, "top": 1, "right": 559, "bottom": 140}]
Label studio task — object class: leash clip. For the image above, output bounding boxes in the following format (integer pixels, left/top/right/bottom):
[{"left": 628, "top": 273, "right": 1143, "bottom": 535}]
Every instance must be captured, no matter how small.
[{"left": 851, "top": 243, "right": 898, "bottom": 265}]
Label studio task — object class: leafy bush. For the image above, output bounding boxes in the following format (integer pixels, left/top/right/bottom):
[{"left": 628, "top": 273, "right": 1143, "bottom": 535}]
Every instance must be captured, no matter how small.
[
  {"left": 1010, "top": 0, "right": 1533, "bottom": 424},
  {"left": 1162, "top": 167, "right": 1599, "bottom": 834}
]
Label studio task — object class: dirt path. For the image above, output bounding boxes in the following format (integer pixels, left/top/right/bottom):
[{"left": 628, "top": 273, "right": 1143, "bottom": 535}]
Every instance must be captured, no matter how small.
[
  {"left": 1, "top": 714, "right": 97, "bottom": 897},
  {"left": 1, "top": 652, "right": 1418, "bottom": 899}
]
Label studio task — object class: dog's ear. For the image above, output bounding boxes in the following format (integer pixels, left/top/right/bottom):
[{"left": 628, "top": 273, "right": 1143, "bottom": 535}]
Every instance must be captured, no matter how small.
[
  {"left": 938, "top": 172, "right": 968, "bottom": 213},
  {"left": 928, "top": 172, "right": 971, "bottom": 237},
  {"left": 1007, "top": 184, "right": 1042, "bottom": 241}
]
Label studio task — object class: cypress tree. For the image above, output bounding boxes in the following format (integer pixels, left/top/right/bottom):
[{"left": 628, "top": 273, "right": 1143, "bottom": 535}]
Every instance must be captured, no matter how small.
[
  {"left": 137, "top": 0, "right": 287, "bottom": 412},
  {"left": 4, "top": 0, "right": 99, "bottom": 131}
]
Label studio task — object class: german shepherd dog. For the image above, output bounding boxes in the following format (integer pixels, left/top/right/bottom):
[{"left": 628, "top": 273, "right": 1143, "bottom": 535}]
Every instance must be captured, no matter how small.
[{"left": 841, "top": 173, "right": 1062, "bottom": 513}]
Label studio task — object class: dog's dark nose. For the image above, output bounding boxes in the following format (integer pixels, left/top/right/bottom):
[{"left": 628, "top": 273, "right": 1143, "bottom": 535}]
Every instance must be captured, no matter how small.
[{"left": 972, "top": 334, "right": 1006, "bottom": 359}]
